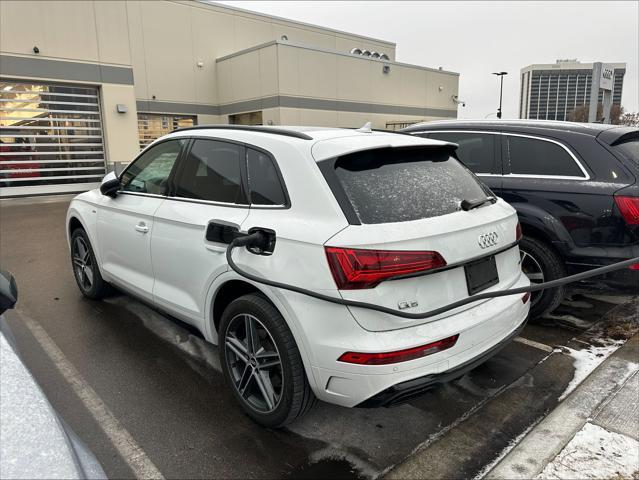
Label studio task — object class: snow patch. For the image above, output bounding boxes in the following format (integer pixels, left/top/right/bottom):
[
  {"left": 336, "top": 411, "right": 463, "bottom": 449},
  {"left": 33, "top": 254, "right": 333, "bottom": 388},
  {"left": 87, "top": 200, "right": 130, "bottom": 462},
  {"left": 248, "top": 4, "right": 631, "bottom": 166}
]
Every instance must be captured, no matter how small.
[
  {"left": 559, "top": 341, "right": 625, "bottom": 401},
  {"left": 537, "top": 422, "right": 639, "bottom": 479},
  {"left": 582, "top": 294, "right": 634, "bottom": 305},
  {"left": 543, "top": 314, "right": 594, "bottom": 330}
]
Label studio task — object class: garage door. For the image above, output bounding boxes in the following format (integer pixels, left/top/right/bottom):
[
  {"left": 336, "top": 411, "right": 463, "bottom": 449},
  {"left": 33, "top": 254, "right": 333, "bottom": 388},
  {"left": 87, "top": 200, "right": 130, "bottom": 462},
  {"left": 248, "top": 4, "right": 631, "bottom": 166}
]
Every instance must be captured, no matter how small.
[{"left": 0, "top": 80, "right": 106, "bottom": 197}]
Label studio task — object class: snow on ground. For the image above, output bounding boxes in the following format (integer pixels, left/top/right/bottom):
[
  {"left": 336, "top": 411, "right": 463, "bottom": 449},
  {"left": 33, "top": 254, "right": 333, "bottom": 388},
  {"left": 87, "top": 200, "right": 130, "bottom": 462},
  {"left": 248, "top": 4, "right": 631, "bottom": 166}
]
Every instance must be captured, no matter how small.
[
  {"left": 559, "top": 341, "right": 625, "bottom": 401},
  {"left": 537, "top": 422, "right": 639, "bottom": 479}
]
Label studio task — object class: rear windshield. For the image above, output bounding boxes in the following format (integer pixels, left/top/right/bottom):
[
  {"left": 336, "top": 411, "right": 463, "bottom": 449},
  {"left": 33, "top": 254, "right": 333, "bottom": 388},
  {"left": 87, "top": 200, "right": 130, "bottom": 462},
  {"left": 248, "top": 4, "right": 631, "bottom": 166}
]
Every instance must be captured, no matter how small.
[
  {"left": 331, "top": 147, "right": 491, "bottom": 224},
  {"left": 613, "top": 139, "right": 639, "bottom": 164}
]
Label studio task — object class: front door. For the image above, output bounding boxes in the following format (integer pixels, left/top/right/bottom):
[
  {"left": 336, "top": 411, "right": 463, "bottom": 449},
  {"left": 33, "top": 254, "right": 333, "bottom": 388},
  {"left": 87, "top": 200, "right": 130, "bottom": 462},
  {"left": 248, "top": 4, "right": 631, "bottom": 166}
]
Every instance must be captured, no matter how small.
[{"left": 97, "top": 139, "right": 186, "bottom": 301}]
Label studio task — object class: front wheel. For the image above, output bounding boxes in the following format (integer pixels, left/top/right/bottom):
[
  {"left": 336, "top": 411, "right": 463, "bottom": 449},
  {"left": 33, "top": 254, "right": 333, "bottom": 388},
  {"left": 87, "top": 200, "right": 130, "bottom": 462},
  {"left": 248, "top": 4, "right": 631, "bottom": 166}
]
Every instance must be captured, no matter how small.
[
  {"left": 70, "top": 228, "right": 110, "bottom": 300},
  {"left": 519, "top": 235, "right": 566, "bottom": 320},
  {"left": 219, "top": 294, "right": 316, "bottom": 427}
]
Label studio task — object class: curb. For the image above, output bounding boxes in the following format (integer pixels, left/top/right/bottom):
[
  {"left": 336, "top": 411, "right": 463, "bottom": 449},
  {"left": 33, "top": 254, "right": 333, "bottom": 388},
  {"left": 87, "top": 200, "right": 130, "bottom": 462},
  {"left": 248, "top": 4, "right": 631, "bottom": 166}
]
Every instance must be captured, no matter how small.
[{"left": 485, "top": 333, "right": 639, "bottom": 479}]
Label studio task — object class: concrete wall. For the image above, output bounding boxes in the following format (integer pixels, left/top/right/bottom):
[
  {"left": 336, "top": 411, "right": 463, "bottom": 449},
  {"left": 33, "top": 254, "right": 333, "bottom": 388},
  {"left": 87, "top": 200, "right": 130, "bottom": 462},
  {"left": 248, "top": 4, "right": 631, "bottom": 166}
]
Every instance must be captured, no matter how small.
[{"left": 216, "top": 42, "right": 459, "bottom": 129}]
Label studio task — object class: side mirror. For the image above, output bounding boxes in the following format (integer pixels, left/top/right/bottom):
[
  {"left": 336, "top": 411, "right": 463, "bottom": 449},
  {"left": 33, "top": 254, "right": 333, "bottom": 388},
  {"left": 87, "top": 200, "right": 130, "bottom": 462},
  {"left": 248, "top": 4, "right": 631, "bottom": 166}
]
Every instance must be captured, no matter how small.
[
  {"left": 100, "top": 171, "right": 121, "bottom": 198},
  {"left": 0, "top": 270, "right": 18, "bottom": 315}
]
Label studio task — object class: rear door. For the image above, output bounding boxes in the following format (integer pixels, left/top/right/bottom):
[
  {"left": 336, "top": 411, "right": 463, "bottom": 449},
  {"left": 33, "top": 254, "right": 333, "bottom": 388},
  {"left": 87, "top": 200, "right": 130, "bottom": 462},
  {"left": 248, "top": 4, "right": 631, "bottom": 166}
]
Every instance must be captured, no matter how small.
[
  {"left": 319, "top": 145, "right": 522, "bottom": 332},
  {"left": 151, "top": 138, "right": 250, "bottom": 327}
]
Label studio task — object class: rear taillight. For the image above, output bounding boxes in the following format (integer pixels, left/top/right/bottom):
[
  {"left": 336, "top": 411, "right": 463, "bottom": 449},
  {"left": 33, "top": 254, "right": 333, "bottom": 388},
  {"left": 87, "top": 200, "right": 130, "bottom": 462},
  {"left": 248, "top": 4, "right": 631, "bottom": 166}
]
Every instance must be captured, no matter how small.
[
  {"left": 522, "top": 292, "right": 531, "bottom": 304},
  {"left": 629, "top": 263, "right": 639, "bottom": 271},
  {"left": 515, "top": 221, "right": 523, "bottom": 242},
  {"left": 325, "top": 247, "right": 447, "bottom": 289},
  {"left": 614, "top": 196, "right": 639, "bottom": 225},
  {"left": 338, "top": 334, "right": 459, "bottom": 365}
]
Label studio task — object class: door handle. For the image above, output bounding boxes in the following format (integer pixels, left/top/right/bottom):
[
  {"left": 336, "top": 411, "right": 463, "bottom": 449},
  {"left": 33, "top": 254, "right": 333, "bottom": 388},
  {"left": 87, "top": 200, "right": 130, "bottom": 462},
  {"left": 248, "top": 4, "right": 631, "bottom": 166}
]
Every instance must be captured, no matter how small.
[{"left": 135, "top": 222, "right": 149, "bottom": 234}]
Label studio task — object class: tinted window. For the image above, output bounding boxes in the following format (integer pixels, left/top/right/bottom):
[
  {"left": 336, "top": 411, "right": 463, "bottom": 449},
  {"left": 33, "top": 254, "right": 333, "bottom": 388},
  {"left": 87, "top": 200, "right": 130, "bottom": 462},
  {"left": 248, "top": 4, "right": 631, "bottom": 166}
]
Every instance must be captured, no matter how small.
[
  {"left": 121, "top": 140, "right": 184, "bottom": 195},
  {"left": 427, "top": 132, "right": 497, "bottom": 173},
  {"left": 613, "top": 139, "right": 639, "bottom": 165},
  {"left": 507, "top": 136, "right": 584, "bottom": 177},
  {"left": 175, "top": 139, "right": 245, "bottom": 203},
  {"left": 247, "top": 149, "right": 286, "bottom": 205},
  {"left": 332, "top": 147, "right": 491, "bottom": 224}
]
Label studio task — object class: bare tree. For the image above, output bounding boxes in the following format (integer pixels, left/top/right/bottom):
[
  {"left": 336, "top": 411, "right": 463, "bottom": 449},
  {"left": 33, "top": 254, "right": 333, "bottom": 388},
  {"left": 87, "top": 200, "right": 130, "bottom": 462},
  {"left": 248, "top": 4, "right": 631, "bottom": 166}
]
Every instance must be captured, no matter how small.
[
  {"left": 618, "top": 112, "right": 639, "bottom": 127},
  {"left": 567, "top": 104, "right": 623, "bottom": 124}
]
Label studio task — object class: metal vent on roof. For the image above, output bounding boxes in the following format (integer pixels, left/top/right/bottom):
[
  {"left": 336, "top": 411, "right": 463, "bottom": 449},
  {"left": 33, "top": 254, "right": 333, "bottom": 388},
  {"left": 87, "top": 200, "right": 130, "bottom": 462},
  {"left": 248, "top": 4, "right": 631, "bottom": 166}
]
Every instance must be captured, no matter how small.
[{"left": 350, "top": 48, "right": 390, "bottom": 61}]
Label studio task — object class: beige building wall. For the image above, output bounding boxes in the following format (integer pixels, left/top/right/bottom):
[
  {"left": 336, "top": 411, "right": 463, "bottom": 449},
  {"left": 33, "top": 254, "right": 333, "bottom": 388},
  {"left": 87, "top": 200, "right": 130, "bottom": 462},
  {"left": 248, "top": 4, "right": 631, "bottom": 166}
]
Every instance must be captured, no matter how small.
[{"left": 217, "top": 41, "right": 459, "bottom": 129}]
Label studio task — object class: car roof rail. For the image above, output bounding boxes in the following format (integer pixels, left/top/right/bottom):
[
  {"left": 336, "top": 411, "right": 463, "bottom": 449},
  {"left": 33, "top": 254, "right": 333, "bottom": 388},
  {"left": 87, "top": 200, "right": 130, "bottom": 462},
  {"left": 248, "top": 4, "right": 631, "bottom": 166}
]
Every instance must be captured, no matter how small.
[{"left": 171, "top": 124, "right": 314, "bottom": 140}]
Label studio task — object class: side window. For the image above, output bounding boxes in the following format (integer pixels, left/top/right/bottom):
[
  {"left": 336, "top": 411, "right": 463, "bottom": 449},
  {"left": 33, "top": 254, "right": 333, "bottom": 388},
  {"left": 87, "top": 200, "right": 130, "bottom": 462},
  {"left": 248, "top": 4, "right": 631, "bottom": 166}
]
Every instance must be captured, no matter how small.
[
  {"left": 120, "top": 139, "right": 185, "bottom": 195},
  {"left": 174, "top": 139, "right": 246, "bottom": 203},
  {"left": 247, "top": 148, "right": 287, "bottom": 206},
  {"left": 506, "top": 136, "right": 584, "bottom": 177},
  {"left": 427, "top": 132, "right": 497, "bottom": 174}
]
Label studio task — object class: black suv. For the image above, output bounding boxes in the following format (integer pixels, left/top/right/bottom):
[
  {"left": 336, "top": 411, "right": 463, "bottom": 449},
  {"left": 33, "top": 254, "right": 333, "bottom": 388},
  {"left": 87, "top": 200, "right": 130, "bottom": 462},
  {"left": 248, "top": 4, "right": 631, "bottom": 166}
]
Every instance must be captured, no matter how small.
[{"left": 403, "top": 120, "right": 639, "bottom": 318}]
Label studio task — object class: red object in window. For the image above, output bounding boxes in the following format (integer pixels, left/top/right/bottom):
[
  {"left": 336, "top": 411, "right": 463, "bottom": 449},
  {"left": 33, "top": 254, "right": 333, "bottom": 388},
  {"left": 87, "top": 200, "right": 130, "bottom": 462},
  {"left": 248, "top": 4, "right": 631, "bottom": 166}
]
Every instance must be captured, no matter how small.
[
  {"left": 325, "top": 247, "right": 447, "bottom": 289},
  {"left": 338, "top": 335, "right": 459, "bottom": 365},
  {"left": 614, "top": 196, "right": 639, "bottom": 225}
]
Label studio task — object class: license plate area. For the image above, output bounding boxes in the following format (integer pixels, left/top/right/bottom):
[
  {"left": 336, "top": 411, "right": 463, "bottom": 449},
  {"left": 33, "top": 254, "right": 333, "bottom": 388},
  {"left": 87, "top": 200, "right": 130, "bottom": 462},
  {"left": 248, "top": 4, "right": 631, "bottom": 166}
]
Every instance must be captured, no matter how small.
[{"left": 465, "top": 255, "right": 499, "bottom": 295}]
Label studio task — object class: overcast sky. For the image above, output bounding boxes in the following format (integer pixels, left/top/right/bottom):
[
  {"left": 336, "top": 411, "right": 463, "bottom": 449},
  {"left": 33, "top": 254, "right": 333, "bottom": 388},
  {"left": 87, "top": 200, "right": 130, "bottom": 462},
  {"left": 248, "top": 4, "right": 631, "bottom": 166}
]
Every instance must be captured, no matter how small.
[{"left": 220, "top": 1, "right": 638, "bottom": 119}]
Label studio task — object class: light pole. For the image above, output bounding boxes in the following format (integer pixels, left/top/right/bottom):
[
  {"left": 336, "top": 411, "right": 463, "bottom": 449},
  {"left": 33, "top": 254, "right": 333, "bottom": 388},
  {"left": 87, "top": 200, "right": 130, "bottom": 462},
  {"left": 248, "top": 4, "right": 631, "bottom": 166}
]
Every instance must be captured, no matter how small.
[{"left": 492, "top": 71, "right": 508, "bottom": 119}]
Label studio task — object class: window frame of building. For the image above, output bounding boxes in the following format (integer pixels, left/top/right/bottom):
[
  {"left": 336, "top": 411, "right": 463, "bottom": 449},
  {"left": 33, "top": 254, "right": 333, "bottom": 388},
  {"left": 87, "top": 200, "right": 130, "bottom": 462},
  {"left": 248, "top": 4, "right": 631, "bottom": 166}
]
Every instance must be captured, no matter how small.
[
  {"left": 502, "top": 133, "right": 590, "bottom": 180},
  {"left": 137, "top": 113, "right": 197, "bottom": 150}
]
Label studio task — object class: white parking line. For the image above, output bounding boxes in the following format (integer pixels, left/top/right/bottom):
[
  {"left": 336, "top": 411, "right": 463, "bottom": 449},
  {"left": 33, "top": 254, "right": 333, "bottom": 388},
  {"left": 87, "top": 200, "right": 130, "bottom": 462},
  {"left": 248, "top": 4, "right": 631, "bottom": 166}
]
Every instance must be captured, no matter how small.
[
  {"left": 514, "top": 336, "right": 555, "bottom": 353},
  {"left": 20, "top": 312, "right": 165, "bottom": 480}
]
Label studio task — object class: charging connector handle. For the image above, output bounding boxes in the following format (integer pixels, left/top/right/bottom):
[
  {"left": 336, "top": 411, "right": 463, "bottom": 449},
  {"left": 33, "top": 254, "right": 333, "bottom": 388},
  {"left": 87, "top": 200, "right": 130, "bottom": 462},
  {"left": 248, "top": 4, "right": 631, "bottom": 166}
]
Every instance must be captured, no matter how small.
[{"left": 227, "top": 233, "right": 639, "bottom": 320}]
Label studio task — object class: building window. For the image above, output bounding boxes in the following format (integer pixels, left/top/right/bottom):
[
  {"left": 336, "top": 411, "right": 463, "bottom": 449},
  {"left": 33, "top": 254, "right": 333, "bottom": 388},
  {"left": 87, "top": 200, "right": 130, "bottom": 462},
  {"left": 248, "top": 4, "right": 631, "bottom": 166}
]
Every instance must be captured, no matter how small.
[
  {"left": 137, "top": 113, "right": 196, "bottom": 150},
  {"left": 229, "top": 111, "right": 263, "bottom": 126}
]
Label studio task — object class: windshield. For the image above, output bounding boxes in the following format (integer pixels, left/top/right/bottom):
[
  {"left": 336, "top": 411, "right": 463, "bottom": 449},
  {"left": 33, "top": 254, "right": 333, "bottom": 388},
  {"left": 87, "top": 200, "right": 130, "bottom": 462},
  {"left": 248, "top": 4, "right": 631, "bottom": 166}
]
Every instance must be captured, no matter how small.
[{"left": 331, "top": 147, "right": 491, "bottom": 224}]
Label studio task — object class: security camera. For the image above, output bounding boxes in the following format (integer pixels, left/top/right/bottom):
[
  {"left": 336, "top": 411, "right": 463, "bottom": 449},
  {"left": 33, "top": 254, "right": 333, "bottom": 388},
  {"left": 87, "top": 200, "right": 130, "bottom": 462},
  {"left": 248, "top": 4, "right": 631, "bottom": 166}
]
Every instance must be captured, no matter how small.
[{"left": 452, "top": 95, "right": 466, "bottom": 107}]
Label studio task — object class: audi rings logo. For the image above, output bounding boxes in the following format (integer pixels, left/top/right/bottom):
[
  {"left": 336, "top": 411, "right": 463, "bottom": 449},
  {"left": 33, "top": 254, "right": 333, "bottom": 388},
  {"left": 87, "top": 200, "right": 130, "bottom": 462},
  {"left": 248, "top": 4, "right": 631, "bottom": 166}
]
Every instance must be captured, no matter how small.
[{"left": 478, "top": 232, "right": 499, "bottom": 249}]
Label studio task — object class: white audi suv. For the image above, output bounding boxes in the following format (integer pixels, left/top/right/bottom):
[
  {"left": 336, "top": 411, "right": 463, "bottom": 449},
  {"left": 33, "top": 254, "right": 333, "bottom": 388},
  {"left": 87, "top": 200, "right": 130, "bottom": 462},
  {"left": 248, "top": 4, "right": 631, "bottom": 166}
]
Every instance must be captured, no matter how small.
[{"left": 66, "top": 125, "right": 530, "bottom": 427}]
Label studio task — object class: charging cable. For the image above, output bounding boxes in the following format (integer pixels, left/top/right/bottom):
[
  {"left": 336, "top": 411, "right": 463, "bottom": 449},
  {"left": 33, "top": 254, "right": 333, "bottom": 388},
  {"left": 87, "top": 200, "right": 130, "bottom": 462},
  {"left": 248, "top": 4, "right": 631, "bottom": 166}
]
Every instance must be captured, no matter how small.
[{"left": 227, "top": 231, "right": 639, "bottom": 320}]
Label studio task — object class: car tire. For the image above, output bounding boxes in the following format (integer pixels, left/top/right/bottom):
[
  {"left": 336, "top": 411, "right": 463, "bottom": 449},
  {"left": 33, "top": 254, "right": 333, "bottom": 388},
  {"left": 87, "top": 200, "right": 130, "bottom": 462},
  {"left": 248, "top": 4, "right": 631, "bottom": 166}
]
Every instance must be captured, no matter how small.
[
  {"left": 519, "top": 235, "right": 566, "bottom": 320},
  {"left": 219, "top": 293, "right": 316, "bottom": 427},
  {"left": 70, "top": 228, "right": 110, "bottom": 300}
]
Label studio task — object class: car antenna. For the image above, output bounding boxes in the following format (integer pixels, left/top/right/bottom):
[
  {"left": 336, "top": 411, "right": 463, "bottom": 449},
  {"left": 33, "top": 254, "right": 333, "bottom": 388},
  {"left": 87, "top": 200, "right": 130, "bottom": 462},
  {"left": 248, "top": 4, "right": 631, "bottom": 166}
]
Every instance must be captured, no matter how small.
[{"left": 356, "top": 121, "right": 372, "bottom": 133}]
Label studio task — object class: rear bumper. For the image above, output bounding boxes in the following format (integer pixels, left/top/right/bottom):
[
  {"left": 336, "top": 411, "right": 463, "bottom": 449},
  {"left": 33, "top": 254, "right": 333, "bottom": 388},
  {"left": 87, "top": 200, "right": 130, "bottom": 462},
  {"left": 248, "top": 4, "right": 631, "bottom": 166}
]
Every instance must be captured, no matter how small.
[
  {"left": 563, "top": 245, "right": 639, "bottom": 292},
  {"left": 291, "top": 272, "right": 531, "bottom": 408},
  {"left": 356, "top": 315, "right": 527, "bottom": 407}
]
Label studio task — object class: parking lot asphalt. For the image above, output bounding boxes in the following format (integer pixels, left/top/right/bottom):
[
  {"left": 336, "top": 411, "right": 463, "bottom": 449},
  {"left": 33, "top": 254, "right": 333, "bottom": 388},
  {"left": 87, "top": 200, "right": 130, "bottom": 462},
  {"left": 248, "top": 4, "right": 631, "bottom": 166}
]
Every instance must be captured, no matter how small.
[{"left": 1, "top": 196, "right": 637, "bottom": 479}]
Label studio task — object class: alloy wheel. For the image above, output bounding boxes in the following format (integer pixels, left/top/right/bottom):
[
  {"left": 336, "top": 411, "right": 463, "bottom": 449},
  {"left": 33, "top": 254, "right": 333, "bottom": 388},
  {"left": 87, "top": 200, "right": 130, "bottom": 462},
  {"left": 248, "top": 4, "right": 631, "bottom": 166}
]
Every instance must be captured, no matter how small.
[
  {"left": 72, "top": 236, "right": 94, "bottom": 292},
  {"left": 224, "top": 314, "right": 283, "bottom": 414},
  {"left": 520, "top": 249, "right": 545, "bottom": 307}
]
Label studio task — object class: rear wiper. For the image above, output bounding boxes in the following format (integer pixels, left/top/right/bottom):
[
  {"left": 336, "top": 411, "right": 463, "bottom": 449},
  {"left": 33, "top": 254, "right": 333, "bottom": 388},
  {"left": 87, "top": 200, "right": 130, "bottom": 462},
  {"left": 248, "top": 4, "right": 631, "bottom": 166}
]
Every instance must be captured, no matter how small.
[{"left": 460, "top": 196, "right": 497, "bottom": 211}]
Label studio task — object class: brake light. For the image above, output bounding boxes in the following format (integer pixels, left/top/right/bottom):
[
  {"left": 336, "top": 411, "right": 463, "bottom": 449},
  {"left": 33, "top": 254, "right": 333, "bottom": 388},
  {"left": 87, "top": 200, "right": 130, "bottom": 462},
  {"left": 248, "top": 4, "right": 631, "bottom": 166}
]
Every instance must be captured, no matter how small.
[
  {"left": 338, "top": 334, "right": 459, "bottom": 365},
  {"left": 515, "top": 221, "right": 523, "bottom": 242},
  {"left": 614, "top": 196, "right": 639, "bottom": 225},
  {"left": 325, "top": 247, "right": 447, "bottom": 289},
  {"left": 629, "top": 263, "right": 639, "bottom": 271},
  {"left": 522, "top": 292, "right": 531, "bottom": 304}
]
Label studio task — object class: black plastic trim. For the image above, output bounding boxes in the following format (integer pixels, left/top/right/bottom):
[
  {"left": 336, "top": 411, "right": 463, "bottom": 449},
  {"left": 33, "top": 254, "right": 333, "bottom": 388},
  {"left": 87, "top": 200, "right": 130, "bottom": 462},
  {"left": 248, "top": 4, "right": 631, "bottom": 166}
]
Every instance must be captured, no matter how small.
[
  {"left": 356, "top": 317, "right": 528, "bottom": 408},
  {"left": 172, "top": 124, "right": 314, "bottom": 140}
]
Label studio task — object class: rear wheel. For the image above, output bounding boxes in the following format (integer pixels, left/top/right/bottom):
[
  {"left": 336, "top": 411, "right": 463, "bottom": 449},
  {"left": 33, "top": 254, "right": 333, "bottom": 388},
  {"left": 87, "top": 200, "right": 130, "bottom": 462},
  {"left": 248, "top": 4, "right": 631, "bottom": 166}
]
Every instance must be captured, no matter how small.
[
  {"left": 70, "top": 229, "right": 110, "bottom": 300},
  {"left": 519, "top": 235, "right": 565, "bottom": 320},
  {"left": 219, "top": 294, "right": 316, "bottom": 427}
]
